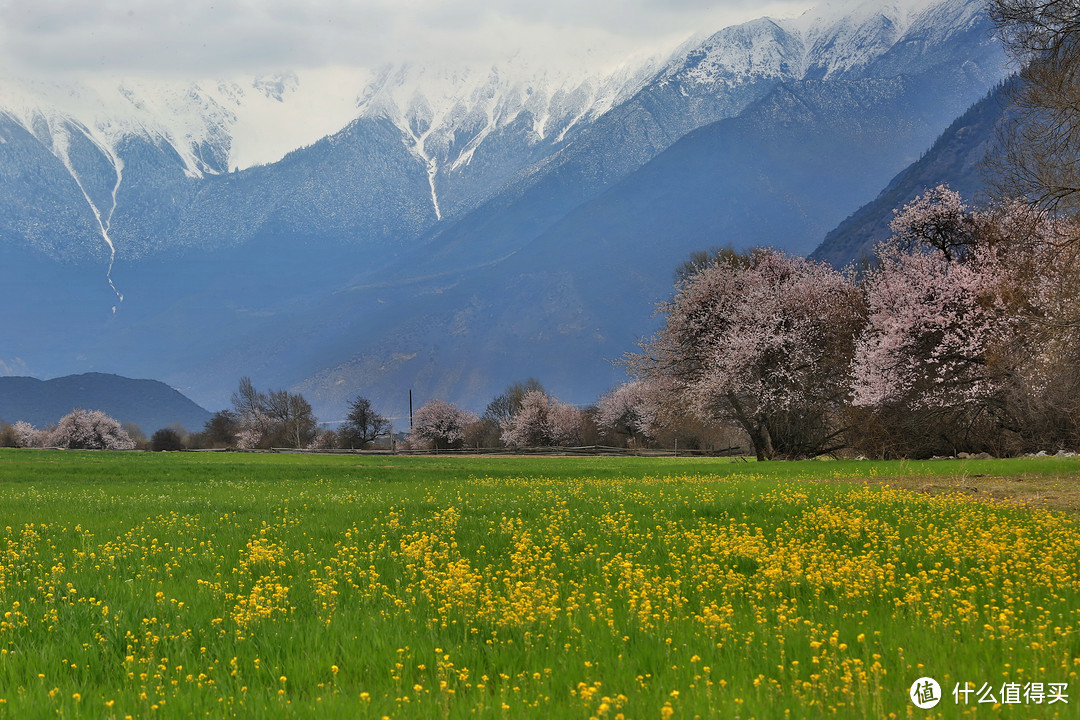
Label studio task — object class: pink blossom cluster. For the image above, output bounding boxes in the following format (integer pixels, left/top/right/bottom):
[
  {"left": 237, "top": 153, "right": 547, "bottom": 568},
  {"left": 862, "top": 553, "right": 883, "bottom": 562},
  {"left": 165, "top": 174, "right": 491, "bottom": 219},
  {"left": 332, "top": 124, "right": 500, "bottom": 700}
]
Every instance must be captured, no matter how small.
[
  {"left": 631, "top": 185, "right": 1080, "bottom": 457},
  {"left": 408, "top": 399, "right": 479, "bottom": 449},
  {"left": 10, "top": 409, "right": 136, "bottom": 450},
  {"left": 853, "top": 187, "right": 1076, "bottom": 411},
  {"left": 594, "top": 381, "right": 661, "bottom": 442},
  {"left": 851, "top": 244, "right": 1006, "bottom": 407},
  {"left": 630, "top": 247, "right": 862, "bottom": 459},
  {"left": 499, "top": 390, "right": 585, "bottom": 447},
  {"left": 650, "top": 248, "right": 860, "bottom": 417}
]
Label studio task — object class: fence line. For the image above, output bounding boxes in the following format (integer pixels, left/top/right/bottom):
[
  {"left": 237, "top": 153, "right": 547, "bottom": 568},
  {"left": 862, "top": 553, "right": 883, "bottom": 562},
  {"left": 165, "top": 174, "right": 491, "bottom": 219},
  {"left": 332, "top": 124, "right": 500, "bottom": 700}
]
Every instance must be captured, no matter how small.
[{"left": 230, "top": 444, "right": 744, "bottom": 457}]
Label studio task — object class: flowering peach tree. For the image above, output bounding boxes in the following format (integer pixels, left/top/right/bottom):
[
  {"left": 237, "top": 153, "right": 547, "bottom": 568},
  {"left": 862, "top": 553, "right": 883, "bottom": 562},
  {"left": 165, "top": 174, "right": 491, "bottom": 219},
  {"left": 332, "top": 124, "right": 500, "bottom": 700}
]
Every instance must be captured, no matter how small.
[
  {"left": 595, "top": 381, "right": 660, "bottom": 446},
  {"left": 850, "top": 186, "right": 1080, "bottom": 454},
  {"left": 631, "top": 247, "right": 863, "bottom": 460},
  {"left": 499, "top": 390, "right": 584, "bottom": 447},
  {"left": 409, "top": 399, "right": 479, "bottom": 450},
  {"left": 49, "top": 409, "right": 135, "bottom": 450}
]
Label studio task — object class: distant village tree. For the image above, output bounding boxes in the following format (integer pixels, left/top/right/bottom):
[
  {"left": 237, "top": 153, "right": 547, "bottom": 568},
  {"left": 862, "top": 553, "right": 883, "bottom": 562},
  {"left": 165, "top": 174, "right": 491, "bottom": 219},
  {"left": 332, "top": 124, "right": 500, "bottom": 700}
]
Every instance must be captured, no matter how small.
[
  {"left": 408, "top": 399, "right": 478, "bottom": 450},
  {"left": 267, "top": 389, "right": 318, "bottom": 449},
  {"left": 499, "top": 390, "right": 585, "bottom": 447},
  {"left": 11, "top": 421, "right": 44, "bottom": 448},
  {"left": 0, "top": 421, "right": 17, "bottom": 448},
  {"left": 231, "top": 377, "right": 318, "bottom": 449},
  {"left": 547, "top": 400, "right": 586, "bottom": 447},
  {"left": 476, "top": 379, "right": 547, "bottom": 447},
  {"left": 122, "top": 423, "right": 147, "bottom": 449},
  {"left": 595, "top": 381, "right": 661, "bottom": 447},
  {"left": 49, "top": 409, "right": 135, "bottom": 450},
  {"left": 195, "top": 410, "right": 240, "bottom": 449},
  {"left": 151, "top": 427, "right": 185, "bottom": 451},
  {"left": 338, "top": 396, "right": 390, "bottom": 448}
]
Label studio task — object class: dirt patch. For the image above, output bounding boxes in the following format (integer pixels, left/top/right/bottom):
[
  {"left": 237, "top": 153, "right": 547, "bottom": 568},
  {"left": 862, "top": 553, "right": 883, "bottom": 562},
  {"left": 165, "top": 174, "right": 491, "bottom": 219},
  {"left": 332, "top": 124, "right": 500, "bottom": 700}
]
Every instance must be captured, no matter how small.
[{"left": 814, "top": 473, "right": 1080, "bottom": 514}]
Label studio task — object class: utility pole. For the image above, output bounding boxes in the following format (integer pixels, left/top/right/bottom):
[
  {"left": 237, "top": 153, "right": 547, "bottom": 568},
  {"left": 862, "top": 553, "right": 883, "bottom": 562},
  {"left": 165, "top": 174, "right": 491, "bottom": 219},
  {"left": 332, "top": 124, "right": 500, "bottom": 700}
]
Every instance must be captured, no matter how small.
[{"left": 409, "top": 389, "right": 413, "bottom": 431}]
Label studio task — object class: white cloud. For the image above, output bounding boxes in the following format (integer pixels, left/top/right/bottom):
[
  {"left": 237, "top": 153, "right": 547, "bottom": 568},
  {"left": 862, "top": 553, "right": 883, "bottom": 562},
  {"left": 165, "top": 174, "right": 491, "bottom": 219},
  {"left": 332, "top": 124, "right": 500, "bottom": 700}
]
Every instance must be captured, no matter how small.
[{"left": 0, "top": 0, "right": 817, "bottom": 79}]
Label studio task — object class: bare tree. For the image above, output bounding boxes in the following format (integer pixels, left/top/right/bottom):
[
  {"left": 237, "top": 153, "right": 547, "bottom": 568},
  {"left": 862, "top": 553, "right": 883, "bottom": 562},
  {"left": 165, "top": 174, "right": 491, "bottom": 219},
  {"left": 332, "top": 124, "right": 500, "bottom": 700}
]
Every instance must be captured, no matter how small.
[
  {"left": 265, "top": 390, "right": 317, "bottom": 449},
  {"left": 230, "top": 378, "right": 317, "bottom": 449},
  {"left": 988, "top": 0, "right": 1080, "bottom": 218},
  {"left": 339, "top": 396, "right": 390, "bottom": 448}
]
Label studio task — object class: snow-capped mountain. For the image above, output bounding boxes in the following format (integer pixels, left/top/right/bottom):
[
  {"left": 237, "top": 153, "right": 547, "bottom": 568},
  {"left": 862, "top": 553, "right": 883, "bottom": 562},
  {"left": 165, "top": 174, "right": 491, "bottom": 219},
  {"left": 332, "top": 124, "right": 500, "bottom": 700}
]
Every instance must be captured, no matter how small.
[
  {"left": 350, "top": 59, "right": 666, "bottom": 219},
  {"left": 0, "top": 69, "right": 369, "bottom": 176},
  {"left": 0, "top": 0, "right": 1008, "bottom": 420},
  {"left": 0, "top": 0, "right": 996, "bottom": 263}
]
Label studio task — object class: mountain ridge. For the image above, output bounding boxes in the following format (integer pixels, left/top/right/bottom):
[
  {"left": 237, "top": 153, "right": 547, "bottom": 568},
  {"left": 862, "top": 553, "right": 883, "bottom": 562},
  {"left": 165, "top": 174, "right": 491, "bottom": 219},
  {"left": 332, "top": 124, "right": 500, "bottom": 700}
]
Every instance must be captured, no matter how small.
[{"left": 0, "top": 372, "right": 213, "bottom": 434}]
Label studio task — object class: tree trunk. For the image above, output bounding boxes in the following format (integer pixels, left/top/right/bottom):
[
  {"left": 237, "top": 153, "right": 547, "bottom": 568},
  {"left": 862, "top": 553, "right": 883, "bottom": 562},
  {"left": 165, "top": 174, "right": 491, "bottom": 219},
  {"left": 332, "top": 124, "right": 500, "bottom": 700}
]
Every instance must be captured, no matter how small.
[
  {"left": 752, "top": 422, "right": 774, "bottom": 461},
  {"left": 727, "top": 393, "right": 774, "bottom": 461}
]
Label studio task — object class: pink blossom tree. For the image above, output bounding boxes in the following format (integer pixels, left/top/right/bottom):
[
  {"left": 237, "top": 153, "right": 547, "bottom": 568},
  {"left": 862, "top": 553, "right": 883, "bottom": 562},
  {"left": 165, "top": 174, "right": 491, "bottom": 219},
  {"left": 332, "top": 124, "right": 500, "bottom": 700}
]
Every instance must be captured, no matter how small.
[
  {"left": 630, "top": 247, "right": 864, "bottom": 460},
  {"left": 851, "top": 187, "right": 1080, "bottom": 455},
  {"left": 408, "top": 399, "right": 479, "bottom": 450},
  {"left": 595, "top": 381, "right": 661, "bottom": 447},
  {"left": 889, "top": 184, "right": 980, "bottom": 261},
  {"left": 12, "top": 420, "right": 46, "bottom": 448},
  {"left": 547, "top": 402, "right": 586, "bottom": 447},
  {"left": 499, "top": 390, "right": 585, "bottom": 447},
  {"left": 48, "top": 409, "right": 135, "bottom": 450},
  {"left": 850, "top": 245, "right": 1009, "bottom": 409}
]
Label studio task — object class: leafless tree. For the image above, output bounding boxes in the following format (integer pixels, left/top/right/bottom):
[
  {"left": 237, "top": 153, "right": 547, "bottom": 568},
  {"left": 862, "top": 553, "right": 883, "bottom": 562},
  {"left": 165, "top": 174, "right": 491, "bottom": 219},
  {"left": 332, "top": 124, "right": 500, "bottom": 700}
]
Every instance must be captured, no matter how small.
[
  {"left": 339, "top": 396, "right": 390, "bottom": 448},
  {"left": 988, "top": 0, "right": 1080, "bottom": 218},
  {"left": 230, "top": 377, "right": 317, "bottom": 448}
]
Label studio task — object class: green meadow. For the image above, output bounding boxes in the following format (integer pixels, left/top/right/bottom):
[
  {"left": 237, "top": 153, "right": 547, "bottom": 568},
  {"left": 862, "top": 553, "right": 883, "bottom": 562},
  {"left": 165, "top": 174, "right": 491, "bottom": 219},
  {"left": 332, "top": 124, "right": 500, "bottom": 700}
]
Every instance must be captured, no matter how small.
[{"left": 0, "top": 450, "right": 1077, "bottom": 718}]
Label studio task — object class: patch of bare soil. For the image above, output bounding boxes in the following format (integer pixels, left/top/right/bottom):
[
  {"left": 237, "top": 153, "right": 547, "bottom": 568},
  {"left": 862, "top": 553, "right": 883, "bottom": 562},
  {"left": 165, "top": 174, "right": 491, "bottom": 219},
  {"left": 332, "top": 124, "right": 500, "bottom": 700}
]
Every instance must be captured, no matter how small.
[{"left": 817, "top": 473, "right": 1080, "bottom": 514}]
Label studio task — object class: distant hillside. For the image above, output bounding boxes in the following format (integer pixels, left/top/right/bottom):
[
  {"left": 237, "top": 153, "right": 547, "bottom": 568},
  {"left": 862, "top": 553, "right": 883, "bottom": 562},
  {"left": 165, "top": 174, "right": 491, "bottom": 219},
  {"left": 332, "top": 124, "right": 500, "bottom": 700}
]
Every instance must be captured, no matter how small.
[
  {"left": 811, "top": 81, "right": 1010, "bottom": 266},
  {"left": 0, "top": 373, "right": 213, "bottom": 434}
]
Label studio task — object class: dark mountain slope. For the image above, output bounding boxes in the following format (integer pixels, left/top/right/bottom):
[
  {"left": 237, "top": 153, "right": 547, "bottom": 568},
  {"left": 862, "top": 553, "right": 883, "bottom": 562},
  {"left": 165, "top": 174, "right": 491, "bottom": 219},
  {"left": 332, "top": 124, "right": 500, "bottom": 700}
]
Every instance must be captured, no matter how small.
[
  {"left": 489, "top": 72, "right": 982, "bottom": 269},
  {"left": 811, "top": 81, "right": 1008, "bottom": 266},
  {"left": 0, "top": 373, "right": 212, "bottom": 433}
]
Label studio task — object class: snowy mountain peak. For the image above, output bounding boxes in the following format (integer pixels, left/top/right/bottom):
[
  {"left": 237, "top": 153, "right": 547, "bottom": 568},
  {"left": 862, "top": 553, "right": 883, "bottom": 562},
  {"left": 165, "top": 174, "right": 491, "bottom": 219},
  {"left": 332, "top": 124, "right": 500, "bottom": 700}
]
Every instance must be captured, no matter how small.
[
  {"left": 354, "top": 58, "right": 660, "bottom": 175},
  {"left": 659, "top": 0, "right": 986, "bottom": 88},
  {"left": 0, "top": 69, "right": 376, "bottom": 177},
  {"left": 0, "top": 0, "right": 986, "bottom": 184},
  {"left": 794, "top": 3, "right": 909, "bottom": 80},
  {"left": 665, "top": 18, "right": 802, "bottom": 87}
]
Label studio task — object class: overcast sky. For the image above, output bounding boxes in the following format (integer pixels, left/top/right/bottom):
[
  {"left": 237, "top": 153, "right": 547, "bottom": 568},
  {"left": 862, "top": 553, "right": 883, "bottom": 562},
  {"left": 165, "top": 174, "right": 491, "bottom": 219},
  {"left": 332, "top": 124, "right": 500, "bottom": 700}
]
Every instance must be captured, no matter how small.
[{"left": 0, "top": 0, "right": 819, "bottom": 79}]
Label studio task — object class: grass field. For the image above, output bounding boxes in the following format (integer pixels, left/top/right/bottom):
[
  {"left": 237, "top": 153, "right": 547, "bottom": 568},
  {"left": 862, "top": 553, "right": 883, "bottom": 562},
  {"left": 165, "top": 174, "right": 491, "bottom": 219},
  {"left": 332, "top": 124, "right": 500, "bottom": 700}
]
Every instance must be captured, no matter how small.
[{"left": 0, "top": 450, "right": 1078, "bottom": 719}]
